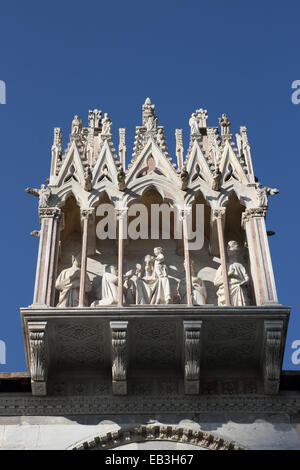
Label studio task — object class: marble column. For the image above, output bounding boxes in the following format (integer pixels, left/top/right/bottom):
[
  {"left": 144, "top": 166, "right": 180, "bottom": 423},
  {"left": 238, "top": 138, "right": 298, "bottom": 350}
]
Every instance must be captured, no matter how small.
[
  {"left": 79, "top": 208, "right": 94, "bottom": 307},
  {"left": 242, "top": 208, "right": 278, "bottom": 305},
  {"left": 33, "top": 207, "right": 62, "bottom": 307},
  {"left": 213, "top": 208, "right": 231, "bottom": 306},
  {"left": 117, "top": 207, "right": 127, "bottom": 306},
  {"left": 182, "top": 208, "right": 193, "bottom": 306}
]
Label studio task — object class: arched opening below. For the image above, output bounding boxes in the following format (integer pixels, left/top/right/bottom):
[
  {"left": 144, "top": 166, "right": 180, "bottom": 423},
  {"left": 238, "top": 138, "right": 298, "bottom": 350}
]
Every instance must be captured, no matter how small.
[{"left": 71, "top": 425, "right": 245, "bottom": 450}]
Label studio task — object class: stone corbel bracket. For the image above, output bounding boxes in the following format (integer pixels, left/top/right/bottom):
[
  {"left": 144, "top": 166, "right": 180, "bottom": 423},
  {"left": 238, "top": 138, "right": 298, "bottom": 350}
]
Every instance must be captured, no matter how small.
[
  {"left": 28, "top": 321, "right": 48, "bottom": 396},
  {"left": 262, "top": 320, "right": 284, "bottom": 395},
  {"left": 110, "top": 321, "right": 128, "bottom": 395},
  {"left": 183, "top": 320, "right": 202, "bottom": 395}
]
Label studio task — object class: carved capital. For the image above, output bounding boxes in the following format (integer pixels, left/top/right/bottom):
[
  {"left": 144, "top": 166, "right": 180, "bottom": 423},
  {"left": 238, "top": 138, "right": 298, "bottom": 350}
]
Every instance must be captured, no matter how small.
[
  {"left": 212, "top": 208, "right": 226, "bottom": 222},
  {"left": 183, "top": 321, "right": 202, "bottom": 395},
  {"left": 110, "top": 321, "right": 128, "bottom": 395},
  {"left": 80, "top": 208, "right": 95, "bottom": 222},
  {"left": 39, "top": 207, "right": 61, "bottom": 220},
  {"left": 241, "top": 207, "right": 267, "bottom": 228},
  {"left": 263, "top": 320, "right": 283, "bottom": 395},
  {"left": 116, "top": 206, "right": 128, "bottom": 220},
  {"left": 28, "top": 322, "right": 48, "bottom": 396}
]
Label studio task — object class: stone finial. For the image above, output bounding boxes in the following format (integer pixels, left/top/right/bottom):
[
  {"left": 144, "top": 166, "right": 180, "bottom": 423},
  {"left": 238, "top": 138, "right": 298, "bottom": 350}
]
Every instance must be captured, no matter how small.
[
  {"left": 175, "top": 129, "right": 184, "bottom": 170},
  {"left": 142, "top": 97, "right": 157, "bottom": 128},
  {"left": 219, "top": 113, "right": 231, "bottom": 136},
  {"left": 52, "top": 127, "right": 62, "bottom": 149}
]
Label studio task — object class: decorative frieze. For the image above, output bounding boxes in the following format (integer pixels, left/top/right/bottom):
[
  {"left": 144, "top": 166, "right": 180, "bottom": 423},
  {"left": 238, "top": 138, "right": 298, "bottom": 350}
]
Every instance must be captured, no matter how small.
[
  {"left": 183, "top": 321, "right": 202, "bottom": 394},
  {"left": 110, "top": 321, "right": 128, "bottom": 395},
  {"left": 263, "top": 320, "right": 283, "bottom": 395}
]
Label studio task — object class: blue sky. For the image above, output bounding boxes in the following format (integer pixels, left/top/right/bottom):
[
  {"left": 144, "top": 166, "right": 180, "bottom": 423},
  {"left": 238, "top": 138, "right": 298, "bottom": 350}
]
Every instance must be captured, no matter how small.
[{"left": 0, "top": 1, "right": 299, "bottom": 371}]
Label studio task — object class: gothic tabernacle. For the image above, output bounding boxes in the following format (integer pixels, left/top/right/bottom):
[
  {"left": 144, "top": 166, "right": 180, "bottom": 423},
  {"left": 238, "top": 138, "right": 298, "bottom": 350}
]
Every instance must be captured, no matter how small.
[{"left": 3, "top": 98, "right": 296, "bottom": 450}]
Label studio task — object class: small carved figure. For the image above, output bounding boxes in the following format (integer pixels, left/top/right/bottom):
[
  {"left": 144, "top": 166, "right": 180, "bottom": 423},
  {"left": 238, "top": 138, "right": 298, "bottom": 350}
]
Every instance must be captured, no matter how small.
[
  {"left": 123, "top": 270, "right": 136, "bottom": 304},
  {"left": 212, "top": 167, "right": 222, "bottom": 191},
  {"left": 71, "top": 114, "right": 82, "bottom": 135},
  {"left": 214, "top": 240, "right": 249, "bottom": 306},
  {"left": 191, "top": 261, "right": 207, "bottom": 305},
  {"left": 117, "top": 166, "right": 126, "bottom": 191},
  {"left": 181, "top": 166, "right": 189, "bottom": 190},
  {"left": 25, "top": 184, "right": 51, "bottom": 208},
  {"left": 101, "top": 113, "right": 112, "bottom": 135},
  {"left": 88, "top": 109, "right": 102, "bottom": 129},
  {"left": 256, "top": 182, "right": 279, "bottom": 208},
  {"left": 189, "top": 113, "right": 199, "bottom": 135},
  {"left": 152, "top": 247, "right": 172, "bottom": 304},
  {"left": 55, "top": 255, "right": 91, "bottom": 307},
  {"left": 145, "top": 115, "right": 157, "bottom": 132},
  {"left": 84, "top": 166, "right": 93, "bottom": 192},
  {"left": 219, "top": 113, "right": 231, "bottom": 135}
]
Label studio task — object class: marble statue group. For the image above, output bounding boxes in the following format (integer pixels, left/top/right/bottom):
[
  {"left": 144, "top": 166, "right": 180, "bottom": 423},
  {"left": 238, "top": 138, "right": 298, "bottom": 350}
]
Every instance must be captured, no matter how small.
[{"left": 55, "top": 242, "right": 250, "bottom": 308}]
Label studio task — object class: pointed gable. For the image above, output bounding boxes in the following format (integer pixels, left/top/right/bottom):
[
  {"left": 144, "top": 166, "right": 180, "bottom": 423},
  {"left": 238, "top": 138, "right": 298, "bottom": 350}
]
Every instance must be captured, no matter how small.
[
  {"left": 127, "top": 98, "right": 179, "bottom": 189},
  {"left": 92, "top": 139, "right": 119, "bottom": 187},
  {"left": 219, "top": 139, "right": 249, "bottom": 185},
  {"left": 185, "top": 139, "right": 214, "bottom": 188},
  {"left": 56, "top": 139, "right": 86, "bottom": 187}
]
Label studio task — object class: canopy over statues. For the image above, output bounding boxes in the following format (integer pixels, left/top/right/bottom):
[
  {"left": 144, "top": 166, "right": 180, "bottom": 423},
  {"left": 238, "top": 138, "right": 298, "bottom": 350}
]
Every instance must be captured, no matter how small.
[
  {"left": 56, "top": 255, "right": 91, "bottom": 307},
  {"left": 214, "top": 240, "right": 249, "bottom": 306}
]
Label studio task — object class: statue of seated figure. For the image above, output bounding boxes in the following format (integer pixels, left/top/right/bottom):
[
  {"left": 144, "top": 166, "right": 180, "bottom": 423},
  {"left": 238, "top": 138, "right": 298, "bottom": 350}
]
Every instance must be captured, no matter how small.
[
  {"left": 55, "top": 254, "right": 91, "bottom": 307},
  {"left": 136, "top": 248, "right": 173, "bottom": 305},
  {"left": 214, "top": 240, "right": 250, "bottom": 306},
  {"left": 91, "top": 265, "right": 118, "bottom": 307}
]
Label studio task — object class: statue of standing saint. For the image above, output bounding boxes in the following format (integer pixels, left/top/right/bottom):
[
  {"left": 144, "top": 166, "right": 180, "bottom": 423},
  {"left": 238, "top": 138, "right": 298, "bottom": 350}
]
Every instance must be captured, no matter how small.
[{"left": 214, "top": 241, "right": 249, "bottom": 306}]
